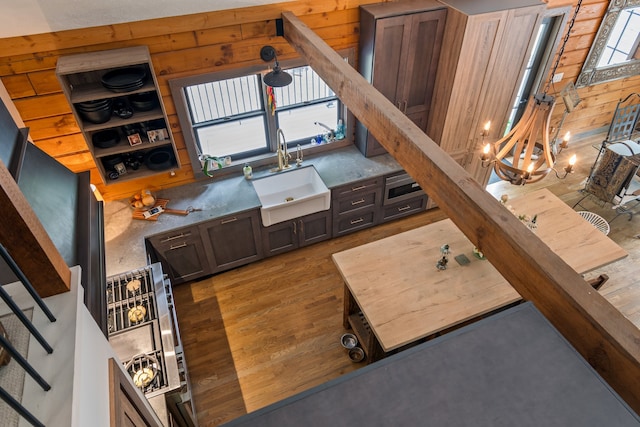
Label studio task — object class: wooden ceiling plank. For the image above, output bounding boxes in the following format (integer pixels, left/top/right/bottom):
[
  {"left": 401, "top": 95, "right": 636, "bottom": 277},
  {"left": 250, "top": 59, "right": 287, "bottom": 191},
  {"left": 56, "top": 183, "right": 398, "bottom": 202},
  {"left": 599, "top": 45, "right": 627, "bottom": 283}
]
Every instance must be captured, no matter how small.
[{"left": 281, "top": 10, "right": 640, "bottom": 412}]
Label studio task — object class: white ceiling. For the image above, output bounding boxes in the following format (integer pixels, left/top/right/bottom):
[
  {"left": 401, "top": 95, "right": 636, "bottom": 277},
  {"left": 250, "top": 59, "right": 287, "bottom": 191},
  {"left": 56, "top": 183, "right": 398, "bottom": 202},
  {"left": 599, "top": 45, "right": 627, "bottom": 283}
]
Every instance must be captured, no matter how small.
[{"left": 0, "top": 0, "right": 292, "bottom": 38}]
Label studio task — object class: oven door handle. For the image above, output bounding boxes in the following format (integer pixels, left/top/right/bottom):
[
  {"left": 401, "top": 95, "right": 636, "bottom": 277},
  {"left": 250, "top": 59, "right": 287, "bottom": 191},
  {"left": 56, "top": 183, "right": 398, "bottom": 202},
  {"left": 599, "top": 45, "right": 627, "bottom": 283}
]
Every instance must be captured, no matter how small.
[{"left": 385, "top": 173, "right": 416, "bottom": 187}]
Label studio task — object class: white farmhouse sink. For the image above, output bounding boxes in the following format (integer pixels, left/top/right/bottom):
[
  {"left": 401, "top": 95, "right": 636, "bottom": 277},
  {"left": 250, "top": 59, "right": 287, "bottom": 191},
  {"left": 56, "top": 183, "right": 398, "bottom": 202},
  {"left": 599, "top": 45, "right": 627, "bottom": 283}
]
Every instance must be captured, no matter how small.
[{"left": 252, "top": 165, "right": 331, "bottom": 226}]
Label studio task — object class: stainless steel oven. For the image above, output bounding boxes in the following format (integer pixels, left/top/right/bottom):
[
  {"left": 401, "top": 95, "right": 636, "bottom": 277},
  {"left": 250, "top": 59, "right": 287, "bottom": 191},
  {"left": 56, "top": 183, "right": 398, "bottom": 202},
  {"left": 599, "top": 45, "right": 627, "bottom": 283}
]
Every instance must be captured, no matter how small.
[
  {"left": 383, "top": 172, "right": 423, "bottom": 205},
  {"left": 107, "top": 263, "right": 197, "bottom": 427}
]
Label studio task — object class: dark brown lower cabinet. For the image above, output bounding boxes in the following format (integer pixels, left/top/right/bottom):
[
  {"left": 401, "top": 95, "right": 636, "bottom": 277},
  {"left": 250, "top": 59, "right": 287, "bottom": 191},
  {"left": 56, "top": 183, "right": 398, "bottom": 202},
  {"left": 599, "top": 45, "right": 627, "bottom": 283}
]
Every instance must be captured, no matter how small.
[
  {"left": 200, "top": 209, "right": 264, "bottom": 272},
  {"left": 263, "top": 210, "right": 332, "bottom": 257},
  {"left": 145, "top": 226, "right": 211, "bottom": 285},
  {"left": 109, "top": 357, "right": 162, "bottom": 426},
  {"left": 332, "top": 177, "right": 383, "bottom": 236},
  {"left": 146, "top": 209, "right": 264, "bottom": 283}
]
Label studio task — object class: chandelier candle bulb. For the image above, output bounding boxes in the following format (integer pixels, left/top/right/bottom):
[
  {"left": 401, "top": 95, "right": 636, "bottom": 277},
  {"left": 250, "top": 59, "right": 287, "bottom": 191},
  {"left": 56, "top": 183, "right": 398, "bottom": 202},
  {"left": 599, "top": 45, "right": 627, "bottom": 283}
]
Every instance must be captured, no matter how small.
[
  {"left": 565, "top": 154, "right": 577, "bottom": 173},
  {"left": 483, "top": 121, "right": 491, "bottom": 134},
  {"left": 561, "top": 131, "right": 571, "bottom": 149},
  {"left": 482, "top": 143, "right": 491, "bottom": 161}
]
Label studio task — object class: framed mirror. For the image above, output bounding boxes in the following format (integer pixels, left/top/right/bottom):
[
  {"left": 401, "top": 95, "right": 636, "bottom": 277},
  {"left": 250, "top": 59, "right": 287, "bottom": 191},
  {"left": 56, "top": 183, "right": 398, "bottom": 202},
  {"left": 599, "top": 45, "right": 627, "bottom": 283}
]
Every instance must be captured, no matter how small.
[{"left": 576, "top": 0, "right": 640, "bottom": 87}]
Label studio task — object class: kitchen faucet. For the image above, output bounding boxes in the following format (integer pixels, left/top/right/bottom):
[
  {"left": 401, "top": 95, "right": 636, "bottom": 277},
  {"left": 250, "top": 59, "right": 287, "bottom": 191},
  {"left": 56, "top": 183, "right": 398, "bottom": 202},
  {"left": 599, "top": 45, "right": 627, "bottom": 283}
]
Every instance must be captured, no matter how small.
[
  {"left": 276, "top": 128, "right": 291, "bottom": 171},
  {"left": 314, "top": 122, "right": 335, "bottom": 142}
]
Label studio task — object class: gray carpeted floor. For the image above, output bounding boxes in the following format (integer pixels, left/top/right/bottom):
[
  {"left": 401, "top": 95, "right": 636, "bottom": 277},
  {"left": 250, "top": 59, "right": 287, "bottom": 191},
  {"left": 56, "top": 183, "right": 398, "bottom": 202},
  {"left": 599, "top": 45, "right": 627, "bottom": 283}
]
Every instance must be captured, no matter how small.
[{"left": 0, "top": 309, "right": 33, "bottom": 427}]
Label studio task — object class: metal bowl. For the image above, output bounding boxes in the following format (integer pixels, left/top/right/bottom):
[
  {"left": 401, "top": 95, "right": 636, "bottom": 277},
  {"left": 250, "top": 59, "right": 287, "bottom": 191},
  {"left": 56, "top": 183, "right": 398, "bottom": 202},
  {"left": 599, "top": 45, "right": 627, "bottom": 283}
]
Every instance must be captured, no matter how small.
[
  {"left": 348, "top": 347, "right": 365, "bottom": 363},
  {"left": 340, "top": 333, "right": 358, "bottom": 349}
]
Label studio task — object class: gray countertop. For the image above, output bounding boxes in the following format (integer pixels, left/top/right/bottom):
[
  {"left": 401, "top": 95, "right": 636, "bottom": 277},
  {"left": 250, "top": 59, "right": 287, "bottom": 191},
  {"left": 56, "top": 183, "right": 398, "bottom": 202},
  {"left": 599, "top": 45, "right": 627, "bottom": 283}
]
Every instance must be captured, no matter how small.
[{"left": 104, "top": 145, "right": 402, "bottom": 276}]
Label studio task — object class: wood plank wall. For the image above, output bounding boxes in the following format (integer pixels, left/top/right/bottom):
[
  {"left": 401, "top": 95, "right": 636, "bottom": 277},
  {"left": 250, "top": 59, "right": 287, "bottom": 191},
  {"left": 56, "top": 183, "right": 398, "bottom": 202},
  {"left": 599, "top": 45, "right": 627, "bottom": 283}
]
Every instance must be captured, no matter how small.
[
  {"left": 0, "top": 0, "right": 370, "bottom": 201},
  {"left": 550, "top": 0, "right": 640, "bottom": 134},
  {"left": 0, "top": 0, "right": 633, "bottom": 201}
]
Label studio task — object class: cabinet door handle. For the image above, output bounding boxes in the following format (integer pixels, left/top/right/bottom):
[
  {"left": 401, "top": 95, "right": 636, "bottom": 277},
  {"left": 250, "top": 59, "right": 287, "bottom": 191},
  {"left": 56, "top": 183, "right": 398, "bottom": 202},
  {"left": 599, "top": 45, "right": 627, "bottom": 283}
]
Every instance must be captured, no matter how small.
[
  {"left": 293, "top": 221, "right": 297, "bottom": 234},
  {"left": 221, "top": 217, "right": 238, "bottom": 224},
  {"left": 351, "top": 185, "right": 366, "bottom": 192},
  {"left": 299, "top": 220, "right": 304, "bottom": 234},
  {"left": 351, "top": 198, "right": 366, "bottom": 206},
  {"left": 397, "top": 205, "right": 411, "bottom": 212},
  {"left": 402, "top": 100, "right": 407, "bottom": 113},
  {"left": 350, "top": 218, "right": 364, "bottom": 225},
  {"left": 161, "top": 232, "right": 190, "bottom": 243},
  {"left": 169, "top": 243, "right": 188, "bottom": 250}
]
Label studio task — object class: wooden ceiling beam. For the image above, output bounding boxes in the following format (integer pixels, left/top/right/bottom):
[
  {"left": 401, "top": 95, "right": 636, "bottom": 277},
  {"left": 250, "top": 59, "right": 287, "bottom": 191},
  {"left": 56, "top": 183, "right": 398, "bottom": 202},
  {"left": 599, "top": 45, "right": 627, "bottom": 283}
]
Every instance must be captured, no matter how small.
[
  {"left": 282, "top": 11, "right": 640, "bottom": 412},
  {"left": 0, "top": 159, "right": 70, "bottom": 297}
]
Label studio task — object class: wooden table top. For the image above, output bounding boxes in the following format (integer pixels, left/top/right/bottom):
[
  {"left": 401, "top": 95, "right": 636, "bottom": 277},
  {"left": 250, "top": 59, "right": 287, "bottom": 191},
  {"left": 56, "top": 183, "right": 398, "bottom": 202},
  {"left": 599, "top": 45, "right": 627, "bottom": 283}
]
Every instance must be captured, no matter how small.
[{"left": 332, "top": 188, "right": 628, "bottom": 352}]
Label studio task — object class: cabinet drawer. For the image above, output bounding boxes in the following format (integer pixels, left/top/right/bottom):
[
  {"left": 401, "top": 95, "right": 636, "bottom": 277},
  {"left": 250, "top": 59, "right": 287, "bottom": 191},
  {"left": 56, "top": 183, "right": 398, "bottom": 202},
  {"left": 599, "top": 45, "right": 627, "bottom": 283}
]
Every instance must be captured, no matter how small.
[
  {"left": 149, "top": 228, "right": 198, "bottom": 247},
  {"left": 335, "top": 190, "right": 379, "bottom": 215},
  {"left": 332, "top": 178, "right": 381, "bottom": 199},
  {"left": 146, "top": 227, "right": 211, "bottom": 285},
  {"left": 381, "top": 195, "right": 427, "bottom": 223},
  {"left": 333, "top": 209, "right": 377, "bottom": 236}
]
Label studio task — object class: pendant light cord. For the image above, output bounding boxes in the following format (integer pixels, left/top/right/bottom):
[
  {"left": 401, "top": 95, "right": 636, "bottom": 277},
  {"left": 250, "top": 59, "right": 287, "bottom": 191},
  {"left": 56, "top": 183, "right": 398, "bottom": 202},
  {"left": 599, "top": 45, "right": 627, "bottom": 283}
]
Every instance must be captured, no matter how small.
[{"left": 543, "top": 0, "right": 583, "bottom": 96}]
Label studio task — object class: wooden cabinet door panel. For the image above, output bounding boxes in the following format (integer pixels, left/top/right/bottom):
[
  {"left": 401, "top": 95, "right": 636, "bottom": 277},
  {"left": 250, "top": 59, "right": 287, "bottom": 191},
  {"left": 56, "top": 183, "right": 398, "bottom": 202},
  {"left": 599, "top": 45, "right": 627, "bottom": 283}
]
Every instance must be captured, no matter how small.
[
  {"left": 263, "top": 220, "right": 298, "bottom": 257},
  {"left": 201, "top": 210, "right": 263, "bottom": 272},
  {"left": 401, "top": 10, "right": 446, "bottom": 129},
  {"left": 158, "top": 240, "right": 209, "bottom": 284},
  {"left": 299, "top": 210, "right": 332, "bottom": 247},
  {"left": 109, "top": 358, "right": 162, "bottom": 427},
  {"left": 146, "top": 227, "right": 211, "bottom": 285},
  {"left": 263, "top": 210, "right": 332, "bottom": 256},
  {"left": 357, "top": 6, "right": 446, "bottom": 157},
  {"left": 372, "top": 14, "right": 411, "bottom": 106}
]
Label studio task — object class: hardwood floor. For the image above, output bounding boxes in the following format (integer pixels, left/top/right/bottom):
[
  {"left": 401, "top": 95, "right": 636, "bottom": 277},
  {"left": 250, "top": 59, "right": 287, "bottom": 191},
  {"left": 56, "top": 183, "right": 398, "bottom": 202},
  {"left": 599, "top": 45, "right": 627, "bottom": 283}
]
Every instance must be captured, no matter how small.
[{"left": 172, "top": 132, "right": 640, "bottom": 426}]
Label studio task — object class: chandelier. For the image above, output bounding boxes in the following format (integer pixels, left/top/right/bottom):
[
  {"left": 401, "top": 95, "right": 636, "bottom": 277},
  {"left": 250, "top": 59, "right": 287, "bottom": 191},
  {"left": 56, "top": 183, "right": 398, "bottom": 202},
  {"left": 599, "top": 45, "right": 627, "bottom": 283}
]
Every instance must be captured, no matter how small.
[{"left": 481, "top": 0, "right": 582, "bottom": 186}]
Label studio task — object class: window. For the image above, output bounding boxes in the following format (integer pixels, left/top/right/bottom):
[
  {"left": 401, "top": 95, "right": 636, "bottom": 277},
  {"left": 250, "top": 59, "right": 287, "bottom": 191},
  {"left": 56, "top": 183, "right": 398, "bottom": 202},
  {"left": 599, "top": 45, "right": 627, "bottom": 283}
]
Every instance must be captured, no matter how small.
[
  {"left": 505, "top": 13, "right": 565, "bottom": 135},
  {"left": 272, "top": 65, "right": 339, "bottom": 143},
  {"left": 187, "top": 75, "right": 268, "bottom": 158},
  {"left": 598, "top": 6, "right": 640, "bottom": 68},
  {"left": 182, "top": 65, "right": 341, "bottom": 161}
]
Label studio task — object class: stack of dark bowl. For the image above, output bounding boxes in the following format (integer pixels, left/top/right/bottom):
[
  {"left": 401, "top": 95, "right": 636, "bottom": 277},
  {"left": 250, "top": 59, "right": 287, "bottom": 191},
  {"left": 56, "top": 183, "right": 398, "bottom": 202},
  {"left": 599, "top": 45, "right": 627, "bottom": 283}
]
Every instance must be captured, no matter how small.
[
  {"left": 101, "top": 67, "right": 147, "bottom": 93},
  {"left": 76, "top": 99, "right": 113, "bottom": 124}
]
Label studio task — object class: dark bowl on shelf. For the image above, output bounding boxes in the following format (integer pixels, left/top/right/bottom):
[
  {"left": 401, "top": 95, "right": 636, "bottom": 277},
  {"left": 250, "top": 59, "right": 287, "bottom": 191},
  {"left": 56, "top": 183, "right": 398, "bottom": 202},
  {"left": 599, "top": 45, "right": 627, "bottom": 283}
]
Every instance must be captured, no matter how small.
[
  {"left": 145, "top": 147, "right": 175, "bottom": 171},
  {"left": 102, "top": 155, "right": 124, "bottom": 170},
  {"left": 92, "top": 129, "right": 120, "bottom": 149},
  {"left": 79, "top": 106, "right": 113, "bottom": 124},
  {"left": 112, "top": 99, "right": 134, "bottom": 119},
  {"left": 76, "top": 99, "right": 112, "bottom": 111},
  {"left": 129, "top": 92, "right": 158, "bottom": 111}
]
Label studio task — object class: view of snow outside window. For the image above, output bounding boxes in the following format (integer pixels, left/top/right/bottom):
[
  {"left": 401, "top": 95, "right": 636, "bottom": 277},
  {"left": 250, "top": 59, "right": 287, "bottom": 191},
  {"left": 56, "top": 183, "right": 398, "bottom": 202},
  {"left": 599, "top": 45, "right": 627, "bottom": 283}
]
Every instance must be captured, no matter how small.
[{"left": 186, "top": 65, "right": 339, "bottom": 159}]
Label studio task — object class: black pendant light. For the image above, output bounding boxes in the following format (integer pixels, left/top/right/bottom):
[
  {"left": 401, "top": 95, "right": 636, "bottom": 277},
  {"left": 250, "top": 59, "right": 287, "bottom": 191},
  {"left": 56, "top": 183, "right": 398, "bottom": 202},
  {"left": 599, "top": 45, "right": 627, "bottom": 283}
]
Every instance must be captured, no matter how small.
[{"left": 260, "top": 45, "right": 292, "bottom": 87}]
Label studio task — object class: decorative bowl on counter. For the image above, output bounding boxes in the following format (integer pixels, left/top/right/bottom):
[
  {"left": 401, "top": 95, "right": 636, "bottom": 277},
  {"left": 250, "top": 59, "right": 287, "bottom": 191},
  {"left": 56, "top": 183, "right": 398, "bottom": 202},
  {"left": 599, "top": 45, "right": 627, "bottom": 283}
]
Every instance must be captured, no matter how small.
[{"left": 130, "top": 189, "right": 156, "bottom": 211}]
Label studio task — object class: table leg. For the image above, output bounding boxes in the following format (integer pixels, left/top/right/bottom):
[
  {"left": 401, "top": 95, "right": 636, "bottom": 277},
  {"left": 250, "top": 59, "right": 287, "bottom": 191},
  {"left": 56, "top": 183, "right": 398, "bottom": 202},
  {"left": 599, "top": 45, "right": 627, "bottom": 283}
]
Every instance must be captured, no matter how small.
[{"left": 343, "top": 283, "right": 356, "bottom": 330}]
